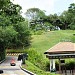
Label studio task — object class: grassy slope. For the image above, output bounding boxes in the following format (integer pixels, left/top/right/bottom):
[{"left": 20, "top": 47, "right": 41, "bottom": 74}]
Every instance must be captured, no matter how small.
[
  {"left": 24, "top": 30, "right": 75, "bottom": 75},
  {"left": 31, "top": 30, "right": 75, "bottom": 53},
  {"left": 22, "top": 60, "right": 51, "bottom": 75}
]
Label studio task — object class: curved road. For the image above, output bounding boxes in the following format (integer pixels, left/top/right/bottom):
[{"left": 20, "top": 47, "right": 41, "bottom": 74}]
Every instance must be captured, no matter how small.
[{"left": 0, "top": 56, "right": 30, "bottom": 75}]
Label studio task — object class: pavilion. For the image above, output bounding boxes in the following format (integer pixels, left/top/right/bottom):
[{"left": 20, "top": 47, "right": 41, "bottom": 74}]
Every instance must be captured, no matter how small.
[{"left": 44, "top": 42, "right": 75, "bottom": 74}]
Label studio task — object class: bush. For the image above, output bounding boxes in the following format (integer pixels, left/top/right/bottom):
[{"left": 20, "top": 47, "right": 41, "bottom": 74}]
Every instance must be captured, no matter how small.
[
  {"left": 34, "top": 30, "right": 43, "bottom": 35},
  {"left": 22, "top": 60, "right": 51, "bottom": 75},
  {"left": 55, "top": 59, "right": 75, "bottom": 70},
  {"left": 45, "top": 61, "right": 50, "bottom": 71},
  {"left": 24, "top": 48, "right": 48, "bottom": 71},
  {"left": 65, "top": 60, "right": 75, "bottom": 70}
]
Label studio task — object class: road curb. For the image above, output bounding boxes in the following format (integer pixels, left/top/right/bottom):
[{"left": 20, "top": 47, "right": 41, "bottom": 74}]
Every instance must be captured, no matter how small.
[
  {"left": 20, "top": 65, "right": 36, "bottom": 75},
  {"left": 0, "top": 59, "right": 5, "bottom": 64}
]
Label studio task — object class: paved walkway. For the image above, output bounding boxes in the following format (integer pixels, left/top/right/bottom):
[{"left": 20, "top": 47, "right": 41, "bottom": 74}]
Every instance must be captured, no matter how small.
[
  {"left": 1, "top": 69, "right": 28, "bottom": 75},
  {"left": 0, "top": 56, "right": 30, "bottom": 75}
]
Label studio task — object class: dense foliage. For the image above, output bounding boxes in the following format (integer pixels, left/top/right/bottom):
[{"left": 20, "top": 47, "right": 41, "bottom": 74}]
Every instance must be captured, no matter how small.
[
  {"left": 25, "top": 3, "right": 75, "bottom": 31},
  {"left": 0, "top": 0, "right": 30, "bottom": 60}
]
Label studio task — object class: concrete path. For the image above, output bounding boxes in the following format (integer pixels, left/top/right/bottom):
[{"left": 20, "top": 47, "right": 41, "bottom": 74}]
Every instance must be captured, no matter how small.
[{"left": 0, "top": 56, "right": 30, "bottom": 75}]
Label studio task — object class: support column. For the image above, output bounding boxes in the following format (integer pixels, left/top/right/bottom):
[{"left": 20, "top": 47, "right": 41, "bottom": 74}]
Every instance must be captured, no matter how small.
[
  {"left": 59, "top": 59, "right": 61, "bottom": 74},
  {"left": 50, "top": 59, "right": 55, "bottom": 72}
]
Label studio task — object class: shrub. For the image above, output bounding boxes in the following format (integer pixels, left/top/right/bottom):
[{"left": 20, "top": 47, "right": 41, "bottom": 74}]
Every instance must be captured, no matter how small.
[
  {"left": 65, "top": 60, "right": 75, "bottom": 70},
  {"left": 34, "top": 30, "right": 43, "bottom": 35},
  {"left": 24, "top": 48, "right": 48, "bottom": 70},
  {"left": 55, "top": 59, "right": 75, "bottom": 70},
  {"left": 23, "top": 60, "right": 51, "bottom": 75}
]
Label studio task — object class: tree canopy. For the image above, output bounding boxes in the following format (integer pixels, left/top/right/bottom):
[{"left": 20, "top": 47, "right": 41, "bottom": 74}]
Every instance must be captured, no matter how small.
[
  {"left": 0, "top": 1, "right": 31, "bottom": 51},
  {"left": 25, "top": 8, "right": 46, "bottom": 20},
  {"left": 25, "top": 3, "right": 75, "bottom": 30}
]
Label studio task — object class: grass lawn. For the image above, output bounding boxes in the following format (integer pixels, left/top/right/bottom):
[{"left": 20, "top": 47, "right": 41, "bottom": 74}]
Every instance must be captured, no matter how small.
[{"left": 31, "top": 30, "right": 75, "bottom": 53}]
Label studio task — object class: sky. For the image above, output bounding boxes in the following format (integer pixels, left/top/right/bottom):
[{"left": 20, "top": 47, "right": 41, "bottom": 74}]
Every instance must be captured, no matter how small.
[{"left": 11, "top": 0, "right": 75, "bottom": 17}]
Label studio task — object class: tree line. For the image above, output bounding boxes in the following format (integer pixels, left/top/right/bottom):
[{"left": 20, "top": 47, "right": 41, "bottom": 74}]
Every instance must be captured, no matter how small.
[{"left": 25, "top": 3, "right": 75, "bottom": 31}]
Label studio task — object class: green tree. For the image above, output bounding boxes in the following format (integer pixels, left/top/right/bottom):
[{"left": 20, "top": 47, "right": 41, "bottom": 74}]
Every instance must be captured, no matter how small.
[
  {"left": 48, "top": 14, "right": 58, "bottom": 23},
  {"left": 0, "top": 1, "right": 31, "bottom": 60},
  {"left": 59, "top": 11, "right": 69, "bottom": 29},
  {"left": 68, "top": 3, "right": 75, "bottom": 29},
  {"left": 25, "top": 8, "right": 46, "bottom": 20},
  {"left": 46, "top": 14, "right": 61, "bottom": 29},
  {"left": 69, "top": 18, "right": 75, "bottom": 30},
  {"left": 60, "top": 3, "right": 75, "bottom": 30},
  {"left": 44, "top": 22, "right": 53, "bottom": 31},
  {"left": 11, "top": 21, "right": 31, "bottom": 48},
  {"left": 0, "top": 0, "right": 10, "bottom": 9},
  {"left": 2, "top": 2, "right": 31, "bottom": 48},
  {"left": 25, "top": 8, "right": 46, "bottom": 31}
]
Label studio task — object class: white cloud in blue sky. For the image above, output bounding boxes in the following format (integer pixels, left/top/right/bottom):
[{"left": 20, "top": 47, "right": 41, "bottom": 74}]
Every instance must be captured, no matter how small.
[{"left": 11, "top": 0, "right": 75, "bottom": 16}]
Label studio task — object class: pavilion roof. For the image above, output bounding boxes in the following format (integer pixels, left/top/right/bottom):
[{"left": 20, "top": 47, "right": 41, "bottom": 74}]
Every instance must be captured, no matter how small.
[{"left": 44, "top": 42, "right": 75, "bottom": 54}]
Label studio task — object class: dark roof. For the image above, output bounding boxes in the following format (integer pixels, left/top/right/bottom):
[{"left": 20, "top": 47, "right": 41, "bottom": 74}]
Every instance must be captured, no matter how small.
[{"left": 44, "top": 42, "right": 75, "bottom": 54}]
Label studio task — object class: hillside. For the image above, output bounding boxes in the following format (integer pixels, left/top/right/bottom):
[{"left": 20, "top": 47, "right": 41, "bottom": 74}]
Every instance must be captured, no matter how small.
[{"left": 23, "top": 30, "right": 75, "bottom": 75}]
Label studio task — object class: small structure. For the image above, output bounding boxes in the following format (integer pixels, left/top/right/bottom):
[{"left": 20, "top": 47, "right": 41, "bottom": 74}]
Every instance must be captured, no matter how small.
[{"left": 44, "top": 42, "right": 75, "bottom": 74}]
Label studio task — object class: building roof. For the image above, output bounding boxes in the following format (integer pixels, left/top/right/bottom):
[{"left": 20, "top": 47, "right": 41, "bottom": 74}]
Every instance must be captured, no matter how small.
[{"left": 44, "top": 42, "right": 75, "bottom": 54}]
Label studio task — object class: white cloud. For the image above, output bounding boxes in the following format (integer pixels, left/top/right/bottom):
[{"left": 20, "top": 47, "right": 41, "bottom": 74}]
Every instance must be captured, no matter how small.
[
  {"left": 11, "top": 0, "right": 55, "bottom": 15},
  {"left": 74, "top": 0, "right": 75, "bottom": 3}
]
